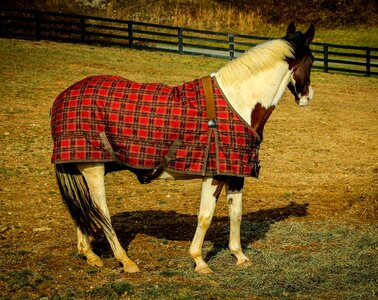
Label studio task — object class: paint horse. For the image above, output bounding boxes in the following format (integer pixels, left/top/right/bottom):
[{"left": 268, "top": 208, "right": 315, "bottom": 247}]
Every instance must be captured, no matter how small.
[{"left": 51, "top": 22, "right": 315, "bottom": 274}]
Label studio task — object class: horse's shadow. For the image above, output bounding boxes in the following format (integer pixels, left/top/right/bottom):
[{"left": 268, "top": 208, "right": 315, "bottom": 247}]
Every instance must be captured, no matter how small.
[{"left": 93, "top": 201, "right": 308, "bottom": 261}]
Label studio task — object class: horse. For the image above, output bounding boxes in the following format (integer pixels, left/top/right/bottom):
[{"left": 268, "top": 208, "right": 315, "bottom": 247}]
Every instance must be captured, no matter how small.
[{"left": 51, "top": 22, "right": 315, "bottom": 274}]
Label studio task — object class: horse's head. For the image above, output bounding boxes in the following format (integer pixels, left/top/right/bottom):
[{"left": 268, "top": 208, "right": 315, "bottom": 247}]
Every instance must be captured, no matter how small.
[{"left": 284, "top": 22, "right": 315, "bottom": 106}]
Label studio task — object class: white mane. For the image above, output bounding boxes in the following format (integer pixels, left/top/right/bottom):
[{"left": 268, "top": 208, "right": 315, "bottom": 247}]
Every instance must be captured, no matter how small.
[{"left": 216, "top": 39, "right": 295, "bottom": 85}]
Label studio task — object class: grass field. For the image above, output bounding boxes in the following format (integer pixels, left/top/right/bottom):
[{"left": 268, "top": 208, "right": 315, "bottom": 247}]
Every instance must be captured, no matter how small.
[{"left": 0, "top": 38, "right": 377, "bottom": 299}]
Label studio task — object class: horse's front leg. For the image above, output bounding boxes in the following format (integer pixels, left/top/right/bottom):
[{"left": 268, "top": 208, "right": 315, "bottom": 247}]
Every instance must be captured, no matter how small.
[
  {"left": 225, "top": 177, "right": 251, "bottom": 267},
  {"left": 189, "top": 177, "right": 223, "bottom": 274}
]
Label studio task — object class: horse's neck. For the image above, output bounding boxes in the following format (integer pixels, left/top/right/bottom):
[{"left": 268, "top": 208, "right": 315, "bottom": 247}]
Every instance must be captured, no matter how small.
[{"left": 214, "top": 61, "right": 291, "bottom": 127}]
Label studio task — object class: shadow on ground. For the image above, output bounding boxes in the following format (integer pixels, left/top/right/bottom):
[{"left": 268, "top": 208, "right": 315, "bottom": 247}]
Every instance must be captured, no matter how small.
[{"left": 93, "top": 201, "right": 308, "bottom": 261}]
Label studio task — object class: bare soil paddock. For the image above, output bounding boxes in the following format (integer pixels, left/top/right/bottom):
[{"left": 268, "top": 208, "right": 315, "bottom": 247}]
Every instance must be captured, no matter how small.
[{"left": 0, "top": 39, "right": 377, "bottom": 299}]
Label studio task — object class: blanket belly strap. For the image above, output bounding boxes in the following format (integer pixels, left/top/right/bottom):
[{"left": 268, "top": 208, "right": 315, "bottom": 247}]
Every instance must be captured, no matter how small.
[
  {"left": 137, "top": 139, "right": 182, "bottom": 183},
  {"left": 100, "top": 132, "right": 182, "bottom": 184}
]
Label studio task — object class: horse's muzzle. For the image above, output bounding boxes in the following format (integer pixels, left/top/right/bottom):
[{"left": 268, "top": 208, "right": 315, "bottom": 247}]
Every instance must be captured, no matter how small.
[{"left": 297, "top": 85, "right": 314, "bottom": 106}]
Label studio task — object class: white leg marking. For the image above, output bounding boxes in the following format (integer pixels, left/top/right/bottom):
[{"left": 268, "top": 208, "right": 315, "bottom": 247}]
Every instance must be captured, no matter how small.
[
  {"left": 77, "top": 227, "right": 103, "bottom": 267},
  {"left": 77, "top": 163, "right": 139, "bottom": 273},
  {"left": 189, "top": 177, "right": 218, "bottom": 274},
  {"left": 226, "top": 183, "right": 251, "bottom": 267}
]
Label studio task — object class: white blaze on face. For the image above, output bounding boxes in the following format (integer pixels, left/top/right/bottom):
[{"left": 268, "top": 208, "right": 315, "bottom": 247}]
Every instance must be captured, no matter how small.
[{"left": 298, "top": 85, "right": 314, "bottom": 106}]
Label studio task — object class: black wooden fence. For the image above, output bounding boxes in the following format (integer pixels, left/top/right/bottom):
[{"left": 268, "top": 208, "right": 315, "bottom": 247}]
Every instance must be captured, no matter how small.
[{"left": 1, "top": 9, "right": 377, "bottom": 76}]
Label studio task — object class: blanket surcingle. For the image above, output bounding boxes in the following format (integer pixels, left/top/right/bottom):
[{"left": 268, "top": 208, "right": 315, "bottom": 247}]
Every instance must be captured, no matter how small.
[{"left": 51, "top": 75, "right": 261, "bottom": 177}]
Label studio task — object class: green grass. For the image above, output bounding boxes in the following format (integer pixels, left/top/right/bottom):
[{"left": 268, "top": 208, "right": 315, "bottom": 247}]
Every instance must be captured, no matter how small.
[
  {"left": 87, "top": 281, "right": 134, "bottom": 298},
  {"left": 0, "top": 270, "right": 53, "bottom": 289},
  {"left": 26, "top": 221, "right": 375, "bottom": 299}
]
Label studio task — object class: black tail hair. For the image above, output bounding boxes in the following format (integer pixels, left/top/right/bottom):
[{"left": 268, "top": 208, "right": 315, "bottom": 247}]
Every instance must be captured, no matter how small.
[{"left": 55, "top": 163, "right": 111, "bottom": 237}]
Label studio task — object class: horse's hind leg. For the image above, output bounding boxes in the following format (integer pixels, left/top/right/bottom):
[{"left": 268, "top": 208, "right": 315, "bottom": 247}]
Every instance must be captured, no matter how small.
[
  {"left": 77, "top": 163, "right": 140, "bottom": 273},
  {"left": 77, "top": 227, "right": 103, "bottom": 267}
]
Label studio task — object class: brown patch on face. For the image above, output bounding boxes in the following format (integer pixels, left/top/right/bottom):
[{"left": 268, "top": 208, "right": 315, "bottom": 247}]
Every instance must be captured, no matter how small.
[
  {"left": 287, "top": 82, "right": 300, "bottom": 103},
  {"left": 287, "top": 52, "right": 314, "bottom": 99},
  {"left": 251, "top": 103, "right": 275, "bottom": 141},
  {"left": 300, "top": 80, "right": 310, "bottom": 96}
]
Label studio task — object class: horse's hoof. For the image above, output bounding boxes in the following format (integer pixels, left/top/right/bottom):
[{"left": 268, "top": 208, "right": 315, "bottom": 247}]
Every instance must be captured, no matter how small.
[
  {"left": 123, "top": 261, "right": 140, "bottom": 273},
  {"left": 87, "top": 255, "right": 104, "bottom": 268},
  {"left": 236, "top": 257, "right": 251, "bottom": 268},
  {"left": 194, "top": 264, "right": 213, "bottom": 274},
  {"left": 237, "top": 260, "right": 252, "bottom": 268}
]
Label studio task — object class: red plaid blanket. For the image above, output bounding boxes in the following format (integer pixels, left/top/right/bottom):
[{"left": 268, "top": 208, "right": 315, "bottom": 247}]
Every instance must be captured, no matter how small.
[{"left": 51, "top": 75, "right": 261, "bottom": 177}]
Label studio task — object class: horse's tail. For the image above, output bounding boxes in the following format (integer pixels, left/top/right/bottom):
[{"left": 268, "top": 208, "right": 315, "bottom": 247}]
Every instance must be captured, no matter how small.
[{"left": 54, "top": 163, "right": 110, "bottom": 237}]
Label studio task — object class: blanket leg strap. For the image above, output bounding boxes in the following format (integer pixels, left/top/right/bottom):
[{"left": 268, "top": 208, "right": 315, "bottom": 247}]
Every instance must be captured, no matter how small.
[
  {"left": 138, "top": 139, "right": 182, "bottom": 184},
  {"left": 100, "top": 132, "right": 125, "bottom": 166},
  {"left": 100, "top": 132, "right": 181, "bottom": 184}
]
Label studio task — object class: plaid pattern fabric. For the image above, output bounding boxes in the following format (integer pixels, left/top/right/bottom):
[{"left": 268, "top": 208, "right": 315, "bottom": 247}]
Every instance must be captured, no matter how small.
[{"left": 51, "top": 75, "right": 261, "bottom": 177}]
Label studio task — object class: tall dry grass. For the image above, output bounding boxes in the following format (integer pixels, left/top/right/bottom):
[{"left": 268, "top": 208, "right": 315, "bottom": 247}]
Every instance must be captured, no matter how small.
[
  {"left": 169, "top": 2, "right": 261, "bottom": 32},
  {"left": 6, "top": 0, "right": 263, "bottom": 33},
  {"left": 104, "top": 0, "right": 262, "bottom": 32},
  {"left": 4, "top": 0, "right": 378, "bottom": 44}
]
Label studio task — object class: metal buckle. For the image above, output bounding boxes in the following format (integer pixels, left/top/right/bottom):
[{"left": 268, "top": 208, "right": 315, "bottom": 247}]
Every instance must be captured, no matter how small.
[{"left": 208, "top": 119, "right": 217, "bottom": 128}]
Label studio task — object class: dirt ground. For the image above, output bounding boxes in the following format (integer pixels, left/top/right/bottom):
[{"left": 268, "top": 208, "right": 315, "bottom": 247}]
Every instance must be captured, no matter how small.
[{"left": 0, "top": 40, "right": 377, "bottom": 299}]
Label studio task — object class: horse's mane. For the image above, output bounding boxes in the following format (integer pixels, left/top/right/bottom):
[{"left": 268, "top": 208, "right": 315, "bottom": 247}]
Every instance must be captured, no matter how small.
[{"left": 216, "top": 39, "right": 295, "bottom": 85}]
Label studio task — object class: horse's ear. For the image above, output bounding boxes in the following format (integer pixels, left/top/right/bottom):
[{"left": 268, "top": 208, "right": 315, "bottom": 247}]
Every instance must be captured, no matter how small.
[
  {"left": 304, "top": 24, "right": 315, "bottom": 45},
  {"left": 286, "top": 22, "right": 296, "bottom": 36}
]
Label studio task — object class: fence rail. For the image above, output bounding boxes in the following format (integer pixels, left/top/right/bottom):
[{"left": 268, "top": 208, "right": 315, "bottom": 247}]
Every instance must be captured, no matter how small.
[{"left": 1, "top": 9, "right": 377, "bottom": 76}]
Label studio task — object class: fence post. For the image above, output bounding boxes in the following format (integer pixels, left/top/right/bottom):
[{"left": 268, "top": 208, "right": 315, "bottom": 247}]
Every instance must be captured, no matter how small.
[
  {"left": 178, "top": 28, "right": 183, "bottom": 54},
  {"left": 128, "top": 21, "right": 133, "bottom": 48},
  {"left": 80, "top": 17, "right": 85, "bottom": 42},
  {"left": 324, "top": 44, "right": 328, "bottom": 73},
  {"left": 34, "top": 11, "right": 41, "bottom": 41},
  {"left": 366, "top": 48, "right": 371, "bottom": 77},
  {"left": 228, "top": 33, "right": 234, "bottom": 60}
]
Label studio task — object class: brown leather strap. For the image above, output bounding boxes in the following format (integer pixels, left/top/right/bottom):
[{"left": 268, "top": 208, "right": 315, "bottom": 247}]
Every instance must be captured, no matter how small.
[
  {"left": 201, "top": 76, "right": 216, "bottom": 120},
  {"left": 137, "top": 139, "right": 182, "bottom": 184},
  {"left": 101, "top": 131, "right": 182, "bottom": 184},
  {"left": 100, "top": 132, "right": 124, "bottom": 165}
]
